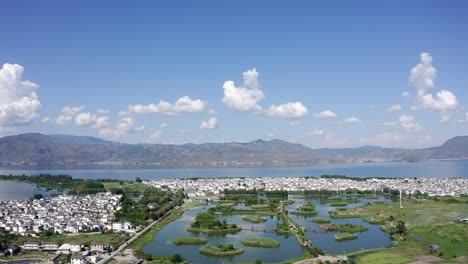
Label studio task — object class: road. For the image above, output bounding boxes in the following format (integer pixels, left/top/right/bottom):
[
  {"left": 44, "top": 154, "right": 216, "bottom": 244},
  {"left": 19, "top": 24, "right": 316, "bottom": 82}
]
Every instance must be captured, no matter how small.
[{"left": 96, "top": 209, "right": 173, "bottom": 264}]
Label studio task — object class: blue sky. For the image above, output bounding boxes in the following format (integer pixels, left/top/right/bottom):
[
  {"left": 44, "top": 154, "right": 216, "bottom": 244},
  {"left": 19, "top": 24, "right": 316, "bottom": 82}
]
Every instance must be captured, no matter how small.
[{"left": 0, "top": 0, "right": 467, "bottom": 148}]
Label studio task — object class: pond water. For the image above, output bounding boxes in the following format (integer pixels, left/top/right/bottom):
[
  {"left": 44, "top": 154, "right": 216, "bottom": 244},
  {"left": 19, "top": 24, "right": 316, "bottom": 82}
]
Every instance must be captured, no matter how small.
[
  {"left": 0, "top": 181, "right": 60, "bottom": 201},
  {"left": 286, "top": 195, "right": 392, "bottom": 254},
  {"left": 145, "top": 195, "right": 393, "bottom": 263}
]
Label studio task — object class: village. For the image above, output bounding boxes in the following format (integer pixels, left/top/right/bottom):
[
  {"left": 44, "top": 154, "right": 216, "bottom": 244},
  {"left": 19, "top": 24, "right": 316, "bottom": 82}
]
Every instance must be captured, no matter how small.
[
  {"left": 0, "top": 192, "right": 137, "bottom": 264},
  {"left": 145, "top": 176, "right": 468, "bottom": 198}
]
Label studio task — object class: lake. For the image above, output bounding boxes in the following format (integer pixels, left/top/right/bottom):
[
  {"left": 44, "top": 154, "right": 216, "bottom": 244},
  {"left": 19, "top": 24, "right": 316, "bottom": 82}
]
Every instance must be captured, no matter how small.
[
  {"left": 144, "top": 195, "right": 393, "bottom": 263},
  {"left": 0, "top": 160, "right": 467, "bottom": 180}
]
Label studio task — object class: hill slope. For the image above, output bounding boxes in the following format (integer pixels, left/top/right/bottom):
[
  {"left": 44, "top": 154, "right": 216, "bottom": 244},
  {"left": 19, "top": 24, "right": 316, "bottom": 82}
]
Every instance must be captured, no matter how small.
[{"left": 0, "top": 133, "right": 466, "bottom": 169}]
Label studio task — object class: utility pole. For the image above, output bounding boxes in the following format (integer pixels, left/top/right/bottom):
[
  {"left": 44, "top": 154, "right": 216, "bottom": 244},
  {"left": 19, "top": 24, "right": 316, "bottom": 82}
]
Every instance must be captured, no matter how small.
[{"left": 399, "top": 185, "right": 403, "bottom": 209}]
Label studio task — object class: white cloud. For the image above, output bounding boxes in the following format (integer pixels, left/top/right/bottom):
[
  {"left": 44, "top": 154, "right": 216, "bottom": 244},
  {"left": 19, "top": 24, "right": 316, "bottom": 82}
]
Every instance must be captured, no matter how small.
[
  {"left": 398, "top": 115, "right": 422, "bottom": 132},
  {"left": 208, "top": 109, "right": 216, "bottom": 115},
  {"left": 75, "top": 112, "right": 110, "bottom": 129},
  {"left": 97, "top": 109, "right": 111, "bottom": 115},
  {"left": 222, "top": 68, "right": 264, "bottom": 112},
  {"left": 343, "top": 116, "right": 361, "bottom": 124},
  {"left": 160, "top": 123, "right": 169, "bottom": 128},
  {"left": 409, "top": 52, "right": 460, "bottom": 113},
  {"left": 387, "top": 105, "right": 402, "bottom": 113},
  {"left": 200, "top": 117, "right": 218, "bottom": 130},
  {"left": 399, "top": 115, "right": 414, "bottom": 124},
  {"left": 267, "top": 132, "right": 275, "bottom": 137},
  {"left": 40, "top": 117, "right": 51, "bottom": 123},
  {"left": 308, "top": 129, "right": 325, "bottom": 136},
  {"left": 288, "top": 120, "right": 301, "bottom": 126},
  {"left": 0, "top": 63, "right": 41, "bottom": 127},
  {"left": 402, "top": 91, "right": 410, "bottom": 97},
  {"left": 56, "top": 106, "right": 86, "bottom": 125},
  {"left": 419, "top": 90, "right": 459, "bottom": 112},
  {"left": 360, "top": 132, "right": 432, "bottom": 147},
  {"left": 314, "top": 110, "right": 337, "bottom": 119},
  {"left": 128, "top": 96, "right": 207, "bottom": 115},
  {"left": 222, "top": 68, "right": 308, "bottom": 119},
  {"left": 149, "top": 129, "right": 164, "bottom": 142},
  {"left": 99, "top": 114, "right": 144, "bottom": 139},
  {"left": 264, "top": 102, "right": 308, "bottom": 118},
  {"left": 409, "top": 52, "right": 437, "bottom": 97}
]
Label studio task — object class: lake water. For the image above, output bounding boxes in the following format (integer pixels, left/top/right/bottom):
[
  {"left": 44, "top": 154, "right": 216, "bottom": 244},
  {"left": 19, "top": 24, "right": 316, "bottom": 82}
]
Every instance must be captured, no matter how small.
[
  {"left": 0, "top": 160, "right": 467, "bottom": 180},
  {"left": 145, "top": 195, "right": 393, "bottom": 263}
]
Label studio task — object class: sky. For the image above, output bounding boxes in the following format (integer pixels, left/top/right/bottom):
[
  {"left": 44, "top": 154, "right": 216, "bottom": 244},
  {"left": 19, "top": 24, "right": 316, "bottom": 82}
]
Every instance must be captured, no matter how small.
[{"left": 0, "top": 0, "right": 467, "bottom": 148}]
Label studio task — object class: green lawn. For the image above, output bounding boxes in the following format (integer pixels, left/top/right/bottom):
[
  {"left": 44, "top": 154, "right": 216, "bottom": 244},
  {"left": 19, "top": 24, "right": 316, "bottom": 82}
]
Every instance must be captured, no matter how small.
[{"left": 357, "top": 251, "right": 414, "bottom": 264}]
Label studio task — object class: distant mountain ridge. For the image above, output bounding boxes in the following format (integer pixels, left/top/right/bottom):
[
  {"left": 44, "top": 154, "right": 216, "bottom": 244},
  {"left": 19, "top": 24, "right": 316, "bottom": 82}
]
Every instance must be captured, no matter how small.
[{"left": 0, "top": 133, "right": 466, "bottom": 169}]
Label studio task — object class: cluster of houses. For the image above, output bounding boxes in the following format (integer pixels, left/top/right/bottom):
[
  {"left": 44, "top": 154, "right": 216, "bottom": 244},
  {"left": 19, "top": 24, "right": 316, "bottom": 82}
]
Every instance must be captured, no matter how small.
[
  {"left": 145, "top": 177, "right": 468, "bottom": 197},
  {"left": 0, "top": 192, "right": 122, "bottom": 236}
]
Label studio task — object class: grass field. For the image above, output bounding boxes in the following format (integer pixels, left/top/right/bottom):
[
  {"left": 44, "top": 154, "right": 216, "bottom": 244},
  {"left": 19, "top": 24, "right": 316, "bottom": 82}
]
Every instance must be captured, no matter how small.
[
  {"left": 334, "top": 233, "right": 358, "bottom": 241},
  {"left": 337, "top": 196, "right": 468, "bottom": 262},
  {"left": 241, "top": 237, "right": 280, "bottom": 248},
  {"left": 242, "top": 215, "right": 267, "bottom": 223},
  {"left": 129, "top": 207, "right": 184, "bottom": 257},
  {"left": 311, "top": 217, "right": 331, "bottom": 223},
  {"left": 172, "top": 237, "right": 207, "bottom": 245}
]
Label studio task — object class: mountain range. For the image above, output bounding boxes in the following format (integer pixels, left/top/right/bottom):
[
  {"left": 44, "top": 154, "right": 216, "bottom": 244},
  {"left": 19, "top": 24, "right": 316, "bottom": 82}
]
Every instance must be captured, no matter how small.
[{"left": 0, "top": 133, "right": 467, "bottom": 169}]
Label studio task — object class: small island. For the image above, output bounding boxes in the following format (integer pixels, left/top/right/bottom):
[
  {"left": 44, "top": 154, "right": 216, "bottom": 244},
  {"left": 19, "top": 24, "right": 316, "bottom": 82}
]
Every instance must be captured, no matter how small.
[
  {"left": 320, "top": 223, "right": 368, "bottom": 232},
  {"left": 311, "top": 217, "right": 331, "bottom": 223},
  {"left": 187, "top": 212, "right": 241, "bottom": 234},
  {"left": 334, "top": 233, "right": 358, "bottom": 241},
  {"left": 173, "top": 237, "right": 207, "bottom": 245},
  {"left": 241, "top": 237, "right": 280, "bottom": 248},
  {"left": 320, "top": 197, "right": 360, "bottom": 207},
  {"left": 242, "top": 215, "right": 267, "bottom": 223},
  {"left": 290, "top": 202, "right": 318, "bottom": 215},
  {"left": 199, "top": 244, "right": 244, "bottom": 257}
]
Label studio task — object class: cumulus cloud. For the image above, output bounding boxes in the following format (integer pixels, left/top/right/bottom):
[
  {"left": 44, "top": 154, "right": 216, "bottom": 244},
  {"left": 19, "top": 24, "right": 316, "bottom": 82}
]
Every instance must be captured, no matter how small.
[
  {"left": 314, "top": 110, "right": 337, "bottom": 119},
  {"left": 222, "top": 68, "right": 308, "bottom": 119},
  {"left": 56, "top": 106, "right": 86, "bottom": 125},
  {"left": 409, "top": 52, "right": 460, "bottom": 112},
  {"left": 264, "top": 102, "right": 308, "bottom": 118},
  {"left": 401, "top": 91, "right": 410, "bottom": 97},
  {"left": 99, "top": 112, "right": 144, "bottom": 139},
  {"left": 200, "top": 117, "right": 218, "bottom": 130},
  {"left": 343, "top": 116, "right": 361, "bottom": 124},
  {"left": 75, "top": 112, "right": 110, "bottom": 129},
  {"left": 0, "top": 63, "right": 41, "bottom": 127},
  {"left": 398, "top": 115, "right": 422, "bottom": 132},
  {"left": 222, "top": 68, "right": 264, "bottom": 112},
  {"left": 267, "top": 132, "right": 275, "bottom": 137},
  {"left": 40, "top": 117, "right": 51, "bottom": 123},
  {"left": 387, "top": 105, "right": 402, "bottom": 113},
  {"left": 128, "top": 96, "right": 207, "bottom": 115},
  {"left": 160, "top": 123, "right": 169, "bottom": 128}
]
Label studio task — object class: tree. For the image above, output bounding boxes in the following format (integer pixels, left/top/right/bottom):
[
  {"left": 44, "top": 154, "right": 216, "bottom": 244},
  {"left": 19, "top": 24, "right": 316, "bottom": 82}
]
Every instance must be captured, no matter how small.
[
  {"left": 171, "top": 254, "right": 183, "bottom": 263},
  {"left": 396, "top": 220, "right": 407, "bottom": 235},
  {"left": 136, "top": 177, "right": 142, "bottom": 183},
  {"left": 145, "top": 254, "right": 153, "bottom": 261},
  {"left": 255, "top": 260, "right": 262, "bottom": 264},
  {"left": 33, "top": 194, "right": 43, "bottom": 200}
]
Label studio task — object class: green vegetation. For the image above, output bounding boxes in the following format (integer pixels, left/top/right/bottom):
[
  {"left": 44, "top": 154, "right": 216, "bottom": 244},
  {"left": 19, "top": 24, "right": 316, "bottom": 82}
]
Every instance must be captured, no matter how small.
[
  {"left": 250, "top": 204, "right": 270, "bottom": 209},
  {"left": 241, "top": 237, "right": 280, "bottom": 248},
  {"left": 199, "top": 244, "right": 244, "bottom": 257},
  {"left": 320, "top": 197, "right": 360, "bottom": 206},
  {"left": 311, "top": 217, "right": 330, "bottom": 223},
  {"left": 338, "top": 196, "right": 468, "bottom": 262},
  {"left": 129, "top": 207, "right": 185, "bottom": 257},
  {"left": 188, "top": 212, "right": 241, "bottom": 234},
  {"left": 290, "top": 202, "right": 318, "bottom": 215},
  {"left": 320, "top": 223, "right": 368, "bottom": 232},
  {"left": 334, "top": 233, "right": 358, "bottom": 241},
  {"left": 242, "top": 215, "right": 267, "bottom": 223},
  {"left": 172, "top": 237, "right": 207, "bottom": 245}
]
